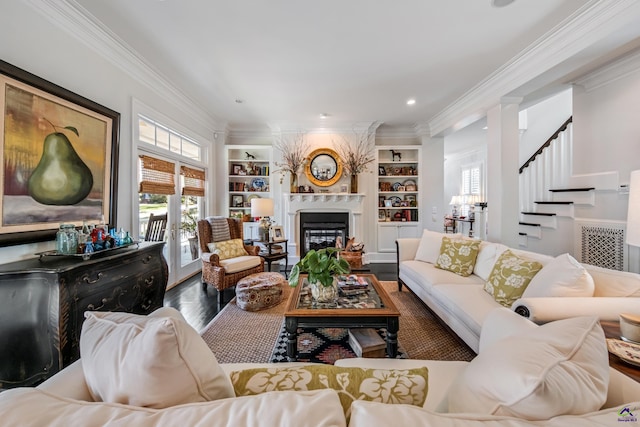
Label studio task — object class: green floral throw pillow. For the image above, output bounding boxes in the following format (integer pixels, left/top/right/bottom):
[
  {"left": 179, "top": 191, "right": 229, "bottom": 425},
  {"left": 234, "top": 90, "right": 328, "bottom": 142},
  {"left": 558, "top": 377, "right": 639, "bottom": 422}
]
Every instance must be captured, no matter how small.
[
  {"left": 435, "top": 237, "right": 481, "bottom": 277},
  {"left": 484, "top": 250, "right": 543, "bottom": 307},
  {"left": 230, "top": 365, "right": 429, "bottom": 418},
  {"left": 206, "top": 238, "right": 248, "bottom": 260}
]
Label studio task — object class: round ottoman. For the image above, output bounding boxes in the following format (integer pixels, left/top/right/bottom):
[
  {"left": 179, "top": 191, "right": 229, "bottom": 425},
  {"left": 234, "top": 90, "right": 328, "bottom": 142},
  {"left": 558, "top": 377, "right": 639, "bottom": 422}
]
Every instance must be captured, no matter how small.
[{"left": 236, "top": 272, "right": 285, "bottom": 312}]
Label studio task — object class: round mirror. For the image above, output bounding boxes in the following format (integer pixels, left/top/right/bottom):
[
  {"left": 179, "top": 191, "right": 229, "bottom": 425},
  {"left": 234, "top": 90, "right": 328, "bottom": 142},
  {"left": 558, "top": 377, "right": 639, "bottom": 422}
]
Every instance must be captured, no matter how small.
[{"left": 304, "top": 148, "right": 343, "bottom": 187}]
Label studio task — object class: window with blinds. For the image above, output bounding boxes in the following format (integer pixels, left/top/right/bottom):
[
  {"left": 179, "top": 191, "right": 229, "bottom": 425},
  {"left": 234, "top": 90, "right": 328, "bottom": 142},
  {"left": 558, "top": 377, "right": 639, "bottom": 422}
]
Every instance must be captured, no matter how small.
[
  {"left": 461, "top": 166, "right": 480, "bottom": 195},
  {"left": 139, "top": 155, "right": 176, "bottom": 195},
  {"left": 180, "top": 165, "right": 205, "bottom": 197}
]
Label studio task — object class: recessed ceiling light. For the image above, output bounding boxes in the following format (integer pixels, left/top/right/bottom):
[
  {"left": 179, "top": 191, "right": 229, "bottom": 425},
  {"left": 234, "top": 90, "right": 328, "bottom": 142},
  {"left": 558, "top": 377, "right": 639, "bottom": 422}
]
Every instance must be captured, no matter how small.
[
  {"left": 491, "top": 0, "right": 515, "bottom": 7},
  {"left": 406, "top": 99, "right": 416, "bottom": 106},
  {"left": 320, "top": 113, "right": 329, "bottom": 119},
  {"left": 235, "top": 99, "right": 243, "bottom": 104}
]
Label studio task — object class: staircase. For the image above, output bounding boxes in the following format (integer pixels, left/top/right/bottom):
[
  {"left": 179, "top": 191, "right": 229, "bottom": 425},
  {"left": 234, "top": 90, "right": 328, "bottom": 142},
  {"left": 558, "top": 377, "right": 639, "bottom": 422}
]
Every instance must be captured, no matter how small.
[{"left": 517, "top": 117, "right": 626, "bottom": 270}]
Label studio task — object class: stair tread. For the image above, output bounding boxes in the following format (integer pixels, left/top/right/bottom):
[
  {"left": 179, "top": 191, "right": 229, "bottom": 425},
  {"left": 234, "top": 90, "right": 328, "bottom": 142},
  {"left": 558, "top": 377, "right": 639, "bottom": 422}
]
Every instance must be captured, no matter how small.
[
  {"left": 534, "top": 201, "right": 574, "bottom": 205},
  {"left": 519, "top": 222, "right": 541, "bottom": 227},
  {"left": 548, "top": 187, "right": 595, "bottom": 192},
  {"left": 521, "top": 212, "right": 556, "bottom": 216}
]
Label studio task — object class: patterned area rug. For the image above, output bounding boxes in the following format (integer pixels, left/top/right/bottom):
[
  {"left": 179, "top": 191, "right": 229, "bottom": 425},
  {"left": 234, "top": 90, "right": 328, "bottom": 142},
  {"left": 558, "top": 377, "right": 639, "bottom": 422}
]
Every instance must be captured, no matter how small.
[
  {"left": 200, "top": 280, "right": 476, "bottom": 364},
  {"left": 269, "top": 325, "right": 408, "bottom": 364}
]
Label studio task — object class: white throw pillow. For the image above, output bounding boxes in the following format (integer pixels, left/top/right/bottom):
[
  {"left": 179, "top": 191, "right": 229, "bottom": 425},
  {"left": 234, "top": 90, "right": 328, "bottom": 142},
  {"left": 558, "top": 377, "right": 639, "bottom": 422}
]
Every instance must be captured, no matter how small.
[
  {"left": 522, "top": 253, "right": 595, "bottom": 298},
  {"left": 415, "top": 230, "right": 460, "bottom": 264},
  {"left": 473, "top": 242, "right": 509, "bottom": 281},
  {"left": 478, "top": 307, "right": 537, "bottom": 354},
  {"left": 80, "top": 307, "right": 234, "bottom": 408},
  {"left": 448, "top": 316, "right": 609, "bottom": 420}
]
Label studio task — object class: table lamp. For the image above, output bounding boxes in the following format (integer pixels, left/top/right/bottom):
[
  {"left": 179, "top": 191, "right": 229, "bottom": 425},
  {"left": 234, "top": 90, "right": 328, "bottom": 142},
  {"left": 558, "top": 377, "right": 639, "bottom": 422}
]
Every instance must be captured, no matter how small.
[{"left": 251, "top": 198, "right": 274, "bottom": 241}]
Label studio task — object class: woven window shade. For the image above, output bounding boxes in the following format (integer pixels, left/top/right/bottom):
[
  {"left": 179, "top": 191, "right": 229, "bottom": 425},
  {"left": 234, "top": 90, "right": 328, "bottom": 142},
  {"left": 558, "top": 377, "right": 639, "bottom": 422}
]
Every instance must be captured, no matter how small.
[
  {"left": 181, "top": 165, "right": 205, "bottom": 197},
  {"left": 139, "top": 155, "right": 176, "bottom": 195}
]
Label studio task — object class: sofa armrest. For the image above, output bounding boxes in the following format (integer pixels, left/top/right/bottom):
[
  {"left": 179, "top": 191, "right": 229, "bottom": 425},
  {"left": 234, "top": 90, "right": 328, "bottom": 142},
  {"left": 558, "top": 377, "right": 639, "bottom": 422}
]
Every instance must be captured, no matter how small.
[
  {"left": 513, "top": 297, "right": 640, "bottom": 323},
  {"left": 201, "top": 252, "right": 221, "bottom": 265},
  {"left": 36, "top": 360, "right": 93, "bottom": 401},
  {"left": 396, "top": 238, "right": 420, "bottom": 263}
]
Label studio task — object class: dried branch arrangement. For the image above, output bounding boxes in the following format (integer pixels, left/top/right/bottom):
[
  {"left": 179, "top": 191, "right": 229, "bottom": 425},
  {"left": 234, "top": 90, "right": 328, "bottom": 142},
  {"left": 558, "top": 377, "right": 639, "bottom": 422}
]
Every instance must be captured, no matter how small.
[
  {"left": 335, "top": 131, "right": 375, "bottom": 176},
  {"left": 273, "top": 133, "right": 308, "bottom": 182}
]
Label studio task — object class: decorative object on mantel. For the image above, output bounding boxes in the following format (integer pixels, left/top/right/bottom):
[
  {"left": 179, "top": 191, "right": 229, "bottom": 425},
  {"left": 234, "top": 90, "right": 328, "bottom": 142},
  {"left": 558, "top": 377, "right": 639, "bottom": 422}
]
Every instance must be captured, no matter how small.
[
  {"left": 289, "top": 247, "right": 350, "bottom": 307},
  {"left": 273, "top": 133, "right": 308, "bottom": 193},
  {"left": 335, "top": 131, "right": 375, "bottom": 194}
]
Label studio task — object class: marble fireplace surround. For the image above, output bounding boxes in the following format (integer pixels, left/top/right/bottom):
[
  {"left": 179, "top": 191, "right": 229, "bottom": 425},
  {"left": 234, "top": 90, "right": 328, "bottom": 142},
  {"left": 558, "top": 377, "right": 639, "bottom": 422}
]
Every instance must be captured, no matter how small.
[{"left": 283, "top": 193, "right": 365, "bottom": 261}]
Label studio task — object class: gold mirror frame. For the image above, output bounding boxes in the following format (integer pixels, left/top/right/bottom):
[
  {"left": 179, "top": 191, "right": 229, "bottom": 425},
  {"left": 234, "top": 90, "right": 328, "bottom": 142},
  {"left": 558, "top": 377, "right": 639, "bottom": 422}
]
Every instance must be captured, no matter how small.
[{"left": 304, "top": 148, "right": 343, "bottom": 187}]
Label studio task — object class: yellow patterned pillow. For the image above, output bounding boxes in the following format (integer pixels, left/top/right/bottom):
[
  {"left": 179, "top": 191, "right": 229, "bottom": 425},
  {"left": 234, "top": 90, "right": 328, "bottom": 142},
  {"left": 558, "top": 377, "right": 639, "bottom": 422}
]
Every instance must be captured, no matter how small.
[
  {"left": 207, "top": 239, "right": 248, "bottom": 260},
  {"left": 435, "top": 236, "right": 481, "bottom": 277},
  {"left": 230, "top": 365, "right": 428, "bottom": 418},
  {"left": 484, "top": 250, "right": 543, "bottom": 307}
]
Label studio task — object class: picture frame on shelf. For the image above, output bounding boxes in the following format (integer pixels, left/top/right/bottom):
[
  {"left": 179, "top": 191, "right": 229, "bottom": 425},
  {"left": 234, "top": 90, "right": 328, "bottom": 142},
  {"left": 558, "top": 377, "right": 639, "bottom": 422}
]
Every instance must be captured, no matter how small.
[
  {"left": 232, "top": 164, "right": 243, "bottom": 175},
  {"left": 378, "top": 166, "right": 386, "bottom": 175},
  {"left": 406, "top": 184, "right": 417, "bottom": 191},
  {"left": 378, "top": 210, "right": 386, "bottom": 221},
  {"left": 270, "top": 226, "right": 285, "bottom": 242},
  {"left": 232, "top": 195, "right": 244, "bottom": 207},
  {"left": 0, "top": 59, "right": 120, "bottom": 247},
  {"left": 384, "top": 200, "right": 392, "bottom": 208},
  {"left": 378, "top": 196, "right": 385, "bottom": 207}
]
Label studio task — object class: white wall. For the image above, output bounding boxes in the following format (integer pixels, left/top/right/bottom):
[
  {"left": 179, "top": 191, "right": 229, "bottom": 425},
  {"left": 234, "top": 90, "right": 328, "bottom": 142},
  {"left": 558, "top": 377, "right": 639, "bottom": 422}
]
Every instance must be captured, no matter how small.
[
  {"left": 519, "top": 89, "right": 572, "bottom": 166},
  {"left": 0, "top": 3, "right": 216, "bottom": 263}
]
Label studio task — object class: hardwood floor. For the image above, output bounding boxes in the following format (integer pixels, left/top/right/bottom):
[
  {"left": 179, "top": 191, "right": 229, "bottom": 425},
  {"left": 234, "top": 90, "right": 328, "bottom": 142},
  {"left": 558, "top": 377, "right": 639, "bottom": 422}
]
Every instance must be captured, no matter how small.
[{"left": 164, "top": 263, "right": 398, "bottom": 331}]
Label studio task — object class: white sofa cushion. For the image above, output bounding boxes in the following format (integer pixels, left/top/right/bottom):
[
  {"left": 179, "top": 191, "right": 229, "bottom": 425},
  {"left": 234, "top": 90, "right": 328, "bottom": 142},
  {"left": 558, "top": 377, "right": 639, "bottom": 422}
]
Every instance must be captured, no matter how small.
[
  {"left": 584, "top": 264, "right": 640, "bottom": 297},
  {"left": 0, "top": 388, "right": 346, "bottom": 427},
  {"left": 523, "top": 253, "right": 594, "bottom": 298},
  {"left": 220, "top": 255, "right": 261, "bottom": 273},
  {"left": 415, "top": 230, "right": 460, "bottom": 264},
  {"left": 478, "top": 307, "right": 537, "bottom": 354},
  {"left": 80, "top": 307, "right": 234, "bottom": 408},
  {"left": 447, "top": 316, "right": 609, "bottom": 420},
  {"left": 473, "top": 242, "right": 509, "bottom": 281},
  {"left": 349, "top": 399, "right": 638, "bottom": 427}
]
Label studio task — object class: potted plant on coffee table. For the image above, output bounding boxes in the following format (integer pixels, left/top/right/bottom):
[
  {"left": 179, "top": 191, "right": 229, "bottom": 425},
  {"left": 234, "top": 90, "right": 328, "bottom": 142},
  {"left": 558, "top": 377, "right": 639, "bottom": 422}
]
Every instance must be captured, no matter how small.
[{"left": 289, "top": 247, "right": 350, "bottom": 306}]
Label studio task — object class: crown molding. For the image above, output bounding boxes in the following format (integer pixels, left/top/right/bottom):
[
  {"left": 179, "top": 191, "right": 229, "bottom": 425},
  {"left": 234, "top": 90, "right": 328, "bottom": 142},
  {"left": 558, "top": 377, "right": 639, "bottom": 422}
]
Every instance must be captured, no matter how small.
[
  {"left": 23, "top": 0, "right": 223, "bottom": 133},
  {"left": 573, "top": 47, "right": 640, "bottom": 92},
  {"left": 428, "top": 0, "right": 640, "bottom": 137}
]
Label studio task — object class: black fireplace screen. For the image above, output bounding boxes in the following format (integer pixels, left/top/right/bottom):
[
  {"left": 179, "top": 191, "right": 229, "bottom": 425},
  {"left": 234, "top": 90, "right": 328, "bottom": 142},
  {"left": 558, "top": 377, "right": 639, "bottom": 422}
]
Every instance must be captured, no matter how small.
[{"left": 300, "top": 212, "right": 349, "bottom": 257}]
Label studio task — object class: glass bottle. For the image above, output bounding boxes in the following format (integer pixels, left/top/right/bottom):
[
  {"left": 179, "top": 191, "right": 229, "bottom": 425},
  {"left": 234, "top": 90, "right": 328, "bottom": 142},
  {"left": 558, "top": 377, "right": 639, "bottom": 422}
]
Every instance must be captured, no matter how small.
[
  {"left": 56, "top": 224, "right": 78, "bottom": 255},
  {"left": 123, "top": 231, "right": 134, "bottom": 245}
]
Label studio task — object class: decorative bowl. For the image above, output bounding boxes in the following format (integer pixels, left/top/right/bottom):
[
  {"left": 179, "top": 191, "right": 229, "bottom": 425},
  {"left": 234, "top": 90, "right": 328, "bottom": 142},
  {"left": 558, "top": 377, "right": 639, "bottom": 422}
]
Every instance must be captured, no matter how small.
[{"left": 620, "top": 313, "right": 640, "bottom": 343}]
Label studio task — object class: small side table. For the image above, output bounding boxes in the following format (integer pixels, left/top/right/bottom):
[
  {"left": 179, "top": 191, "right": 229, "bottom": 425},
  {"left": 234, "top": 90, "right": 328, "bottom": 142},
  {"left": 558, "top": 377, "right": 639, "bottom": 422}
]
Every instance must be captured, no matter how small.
[{"left": 253, "top": 239, "right": 289, "bottom": 278}]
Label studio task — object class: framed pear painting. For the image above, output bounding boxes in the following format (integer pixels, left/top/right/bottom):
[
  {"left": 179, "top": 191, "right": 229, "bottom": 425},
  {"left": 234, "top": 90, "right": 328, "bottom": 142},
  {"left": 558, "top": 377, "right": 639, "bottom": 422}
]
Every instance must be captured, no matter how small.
[{"left": 0, "top": 60, "right": 120, "bottom": 246}]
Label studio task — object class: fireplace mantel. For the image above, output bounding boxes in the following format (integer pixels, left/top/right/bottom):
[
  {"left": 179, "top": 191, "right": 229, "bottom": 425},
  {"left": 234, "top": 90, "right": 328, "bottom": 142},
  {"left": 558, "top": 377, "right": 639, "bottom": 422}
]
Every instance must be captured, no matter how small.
[
  {"left": 287, "top": 193, "right": 365, "bottom": 203},
  {"left": 283, "top": 193, "right": 366, "bottom": 259}
]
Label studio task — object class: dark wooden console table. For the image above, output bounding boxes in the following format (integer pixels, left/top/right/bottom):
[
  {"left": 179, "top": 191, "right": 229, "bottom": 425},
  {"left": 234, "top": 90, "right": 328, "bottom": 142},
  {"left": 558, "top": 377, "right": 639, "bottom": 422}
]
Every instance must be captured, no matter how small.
[{"left": 0, "top": 242, "right": 168, "bottom": 388}]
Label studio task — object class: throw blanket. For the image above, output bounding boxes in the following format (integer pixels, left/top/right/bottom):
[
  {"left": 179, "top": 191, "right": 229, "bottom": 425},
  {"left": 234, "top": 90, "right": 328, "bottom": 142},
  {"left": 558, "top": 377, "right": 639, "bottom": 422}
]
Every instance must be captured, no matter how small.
[{"left": 206, "top": 216, "right": 231, "bottom": 242}]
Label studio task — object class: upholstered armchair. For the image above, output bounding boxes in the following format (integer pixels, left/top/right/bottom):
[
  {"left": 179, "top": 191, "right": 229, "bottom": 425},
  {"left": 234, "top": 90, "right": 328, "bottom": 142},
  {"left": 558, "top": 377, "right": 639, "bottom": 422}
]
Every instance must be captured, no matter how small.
[{"left": 198, "top": 218, "right": 264, "bottom": 308}]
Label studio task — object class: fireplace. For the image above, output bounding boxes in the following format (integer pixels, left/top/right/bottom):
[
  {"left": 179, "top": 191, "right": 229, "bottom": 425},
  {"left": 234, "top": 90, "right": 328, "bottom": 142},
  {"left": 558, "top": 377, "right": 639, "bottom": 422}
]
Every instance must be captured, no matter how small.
[{"left": 299, "top": 212, "right": 349, "bottom": 257}]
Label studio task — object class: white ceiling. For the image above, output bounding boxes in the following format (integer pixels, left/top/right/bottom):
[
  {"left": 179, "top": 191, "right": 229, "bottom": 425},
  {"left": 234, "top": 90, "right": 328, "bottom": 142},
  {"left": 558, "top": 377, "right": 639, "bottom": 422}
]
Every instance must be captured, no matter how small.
[{"left": 69, "top": 0, "right": 635, "bottom": 133}]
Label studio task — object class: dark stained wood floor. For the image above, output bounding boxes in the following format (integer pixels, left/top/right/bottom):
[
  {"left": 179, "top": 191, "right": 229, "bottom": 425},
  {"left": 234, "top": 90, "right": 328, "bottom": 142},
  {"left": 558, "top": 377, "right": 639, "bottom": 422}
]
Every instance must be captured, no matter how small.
[{"left": 164, "top": 263, "right": 398, "bottom": 331}]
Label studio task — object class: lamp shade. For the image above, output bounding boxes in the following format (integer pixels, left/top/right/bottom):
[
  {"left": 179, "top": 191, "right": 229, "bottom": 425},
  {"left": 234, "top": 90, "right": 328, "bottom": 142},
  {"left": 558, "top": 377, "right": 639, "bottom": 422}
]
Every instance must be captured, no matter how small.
[
  {"left": 627, "top": 170, "right": 640, "bottom": 247},
  {"left": 251, "top": 198, "right": 274, "bottom": 217}
]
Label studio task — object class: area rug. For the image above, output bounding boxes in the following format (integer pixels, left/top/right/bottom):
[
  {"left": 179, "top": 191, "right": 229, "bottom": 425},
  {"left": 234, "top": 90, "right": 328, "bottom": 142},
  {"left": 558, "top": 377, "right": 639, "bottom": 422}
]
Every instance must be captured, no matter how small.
[
  {"left": 269, "top": 325, "right": 408, "bottom": 364},
  {"left": 199, "top": 280, "right": 476, "bottom": 364}
]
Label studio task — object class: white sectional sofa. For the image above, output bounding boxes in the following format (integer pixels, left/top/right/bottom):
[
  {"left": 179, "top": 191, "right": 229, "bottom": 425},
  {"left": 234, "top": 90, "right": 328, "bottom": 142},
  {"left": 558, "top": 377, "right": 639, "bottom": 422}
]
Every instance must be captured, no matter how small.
[
  {"left": 1, "top": 306, "right": 639, "bottom": 426},
  {"left": 397, "top": 230, "right": 640, "bottom": 353}
]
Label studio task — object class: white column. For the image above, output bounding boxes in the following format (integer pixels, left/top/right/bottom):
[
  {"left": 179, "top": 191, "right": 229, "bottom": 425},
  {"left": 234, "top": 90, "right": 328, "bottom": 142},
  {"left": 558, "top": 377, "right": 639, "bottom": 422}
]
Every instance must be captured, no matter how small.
[{"left": 486, "top": 98, "right": 521, "bottom": 246}]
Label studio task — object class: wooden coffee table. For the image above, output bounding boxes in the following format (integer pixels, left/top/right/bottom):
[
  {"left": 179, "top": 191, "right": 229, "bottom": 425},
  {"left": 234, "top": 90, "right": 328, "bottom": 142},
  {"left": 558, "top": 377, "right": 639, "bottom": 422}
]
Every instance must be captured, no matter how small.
[{"left": 284, "top": 274, "right": 400, "bottom": 361}]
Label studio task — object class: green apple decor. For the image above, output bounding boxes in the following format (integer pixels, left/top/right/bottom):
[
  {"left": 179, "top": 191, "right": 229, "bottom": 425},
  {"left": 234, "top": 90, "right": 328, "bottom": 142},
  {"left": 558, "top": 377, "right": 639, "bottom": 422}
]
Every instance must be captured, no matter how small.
[
  {"left": 289, "top": 247, "right": 350, "bottom": 306},
  {"left": 28, "top": 119, "right": 94, "bottom": 205}
]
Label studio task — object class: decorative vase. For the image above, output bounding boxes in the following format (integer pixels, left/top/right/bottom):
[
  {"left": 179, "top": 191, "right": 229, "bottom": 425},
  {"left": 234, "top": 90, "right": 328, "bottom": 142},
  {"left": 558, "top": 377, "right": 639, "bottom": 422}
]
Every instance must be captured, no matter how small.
[
  {"left": 350, "top": 174, "right": 358, "bottom": 194},
  {"left": 309, "top": 279, "right": 338, "bottom": 307},
  {"left": 290, "top": 173, "right": 298, "bottom": 193}
]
